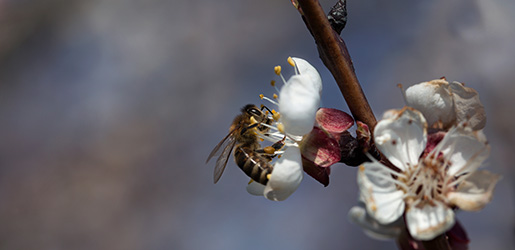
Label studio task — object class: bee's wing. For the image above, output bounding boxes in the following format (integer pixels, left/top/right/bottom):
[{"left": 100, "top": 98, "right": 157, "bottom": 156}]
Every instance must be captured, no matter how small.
[
  {"left": 206, "top": 129, "right": 237, "bottom": 163},
  {"left": 213, "top": 135, "right": 237, "bottom": 183},
  {"left": 206, "top": 129, "right": 238, "bottom": 183}
]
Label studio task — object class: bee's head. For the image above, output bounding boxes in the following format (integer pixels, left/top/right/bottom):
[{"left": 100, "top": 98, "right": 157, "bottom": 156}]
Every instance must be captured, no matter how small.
[{"left": 243, "top": 104, "right": 263, "bottom": 120}]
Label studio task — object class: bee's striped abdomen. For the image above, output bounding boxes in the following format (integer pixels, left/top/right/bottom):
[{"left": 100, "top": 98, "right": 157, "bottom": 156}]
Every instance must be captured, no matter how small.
[{"left": 234, "top": 146, "right": 273, "bottom": 185}]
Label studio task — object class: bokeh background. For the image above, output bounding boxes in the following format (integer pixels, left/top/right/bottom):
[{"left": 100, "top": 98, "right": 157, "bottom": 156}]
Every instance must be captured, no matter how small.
[{"left": 0, "top": 0, "right": 513, "bottom": 249}]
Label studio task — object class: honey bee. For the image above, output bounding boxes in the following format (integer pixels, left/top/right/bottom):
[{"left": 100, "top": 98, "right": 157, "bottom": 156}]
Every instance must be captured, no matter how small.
[{"left": 206, "top": 104, "right": 284, "bottom": 185}]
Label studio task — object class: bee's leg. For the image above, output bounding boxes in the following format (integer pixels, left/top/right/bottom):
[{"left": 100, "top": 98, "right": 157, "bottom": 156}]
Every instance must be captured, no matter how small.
[
  {"left": 254, "top": 148, "right": 277, "bottom": 160},
  {"left": 254, "top": 148, "right": 266, "bottom": 153},
  {"left": 239, "top": 123, "right": 259, "bottom": 135},
  {"left": 257, "top": 136, "right": 287, "bottom": 158},
  {"left": 270, "top": 135, "right": 286, "bottom": 151}
]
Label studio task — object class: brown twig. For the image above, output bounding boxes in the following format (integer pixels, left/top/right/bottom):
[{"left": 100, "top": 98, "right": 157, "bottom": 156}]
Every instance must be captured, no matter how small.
[
  {"left": 296, "top": 0, "right": 396, "bottom": 170},
  {"left": 294, "top": 0, "right": 376, "bottom": 130},
  {"left": 294, "top": 1, "right": 452, "bottom": 249},
  {"left": 421, "top": 234, "right": 452, "bottom": 250}
]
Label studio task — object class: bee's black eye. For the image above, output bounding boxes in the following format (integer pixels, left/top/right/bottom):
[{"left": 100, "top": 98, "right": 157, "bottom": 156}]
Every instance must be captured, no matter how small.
[{"left": 248, "top": 107, "right": 262, "bottom": 116}]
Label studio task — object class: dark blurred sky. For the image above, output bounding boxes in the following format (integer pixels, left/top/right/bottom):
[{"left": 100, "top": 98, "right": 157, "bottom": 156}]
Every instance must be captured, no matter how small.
[{"left": 0, "top": 0, "right": 513, "bottom": 249}]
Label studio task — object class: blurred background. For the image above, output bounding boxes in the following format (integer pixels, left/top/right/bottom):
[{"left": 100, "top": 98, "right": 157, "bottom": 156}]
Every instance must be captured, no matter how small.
[{"left": 0, "top": 0, "right": 513, "bottom": 249}]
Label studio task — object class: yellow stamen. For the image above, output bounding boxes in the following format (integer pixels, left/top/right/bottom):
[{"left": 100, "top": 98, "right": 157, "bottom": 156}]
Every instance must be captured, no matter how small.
[
  {"left": 263, "top": 146, "right": 275, "bottom": 154},
  {"left": 248, "top": 179, "right": 254, "bottom": 184},
  {"left": 287, "top": 57, "right": 295, "bottom": 67},
  {"left": 273, "top": 93, "right": 278, "bottom": 99},
  {"left": 259, "top": 138, "right": 264, "bottom": 142},
  {"left": 277, "top": 123, "right": 285, "bottom": 133},
  {"left": 271, "top": 110, "right": 280, "bottom": 121},
  {"left": 259, "top": 94, "right": 264, "bottom": 100},
  {"left": 274, "top": 66, "right": 282, "bottom": 75},
  {"left": 270, "top": 80, "right": 276, "bottom": 87},
  {"left": 277, "top": 155, "right": 282, "bottom": 159},
  {"left": 267, "top": 174, "right": 271, "bottom": 180}
]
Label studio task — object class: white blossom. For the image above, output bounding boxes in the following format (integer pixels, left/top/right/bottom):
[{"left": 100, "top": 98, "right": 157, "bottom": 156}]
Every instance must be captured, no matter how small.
[
  {"left": 404, "top": 79, "right": 486, "bottom": 130},
  {"left": 278, "top": 57, "right": 321, "bottom": 137},
  {"left": 247, "top": 146, "right": 303, "bottom": 201},
  {"left": 247, "top": 57, "right": 322, "bottom": 201},
  {"left": 348, "top": 205, "right": 402, "bottom": 240},
  {"left": 357, "top": 107, "right": 499, "bottom": 240}
]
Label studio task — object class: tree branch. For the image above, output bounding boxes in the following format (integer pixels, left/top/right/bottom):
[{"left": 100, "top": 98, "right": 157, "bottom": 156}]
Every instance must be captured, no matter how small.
[
  {"left": 294, "top": 0, "right": 376, "bottom": 130},
  {"left": 294, "top": 2, "right": 452, "bottom": 249}
]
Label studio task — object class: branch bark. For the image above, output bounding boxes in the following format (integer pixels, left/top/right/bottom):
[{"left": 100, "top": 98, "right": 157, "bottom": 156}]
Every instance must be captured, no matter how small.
[{"left": 295, "top": 0, "right": 376, "bottom": 130}]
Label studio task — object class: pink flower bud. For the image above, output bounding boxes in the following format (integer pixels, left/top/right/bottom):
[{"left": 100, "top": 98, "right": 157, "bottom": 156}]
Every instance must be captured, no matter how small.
[{"left": 315, "top": 108, "right": 354, "bottom": 140}]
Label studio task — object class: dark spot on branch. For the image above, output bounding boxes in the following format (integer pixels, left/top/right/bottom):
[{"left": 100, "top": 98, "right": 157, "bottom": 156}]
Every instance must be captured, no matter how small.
[{"left": 328, "top": 0, "right": 347, "bottom": 34}]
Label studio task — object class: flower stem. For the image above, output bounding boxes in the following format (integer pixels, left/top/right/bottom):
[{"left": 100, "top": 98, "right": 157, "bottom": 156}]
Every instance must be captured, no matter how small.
[
  {"left": 421, "top": 234, "right": 451, "bottom": 250},
  {"left": 294, "top": 0, "right": 377, "bottom": 130}
]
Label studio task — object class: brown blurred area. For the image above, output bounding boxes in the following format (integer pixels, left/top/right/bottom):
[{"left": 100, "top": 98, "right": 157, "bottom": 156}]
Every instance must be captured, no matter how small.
[{"left": 0, "top": 0, "right": 513, "bottom": 250}]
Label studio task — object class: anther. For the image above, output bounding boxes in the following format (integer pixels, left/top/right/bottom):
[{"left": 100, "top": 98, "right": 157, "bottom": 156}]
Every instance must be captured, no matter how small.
[
  {"left": 273, "top": 93, "right": 278, "bottom": 99},
  {"left": 270, "top": 80, "right": 276, "bottom": 87},
  {"left": 287, "top": 57, "right": 295, "bottom": 67},
  {"left": 267, "top": 174, "right": 272, "bottom": 180},
  {"left": 248, "top": 179, "right": 254, "bottom": 184},
  {"left": 274, "top": 66, "right": 282, "bottom": 75},
  {"left": 271, "top": 110, "right": 280, "bottom": 121},
  {"left": 259, "top": 94, "right": 264, "bottom": 100},
  {"left": 277, "top": 123, "right": 285, "bottom": 133}
]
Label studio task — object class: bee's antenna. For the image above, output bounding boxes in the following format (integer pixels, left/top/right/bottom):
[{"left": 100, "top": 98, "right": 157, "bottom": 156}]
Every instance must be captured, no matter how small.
[{"left": 260, "top": 105, "right": 273, "bottom": 114}]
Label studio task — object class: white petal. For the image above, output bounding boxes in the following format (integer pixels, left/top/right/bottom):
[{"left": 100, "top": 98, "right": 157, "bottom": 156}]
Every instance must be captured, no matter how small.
[
  {"left": 374, "top": 108, "right": 427, "bottom": 171},
  {"left": 405, "top": 204, "right": 455, "bottom": 241},
  {"left": 358, "top": 162, "right": 405, "bottom": 224},
  {"left": 246, "top": 181, "right": 266, "bottom": 196},
  {"left": 264, "top": 146, "right": 303, "bottom": 201},
  {"left": 447, "top": 170, "right": 501, "bottom": 211},
  {"left": 291, "top": 57, "right": 322, "bottom": 96},
  {"left": 405, "top": 79, "right": 456, "bottom": 128},
  {"left": 449, "top": 81, "right": 486, "bottom": 130},
  {"left": 439, "top": 126, "right": 490, "bottom": 176},
  {"left": 348, "top": 205, "right": 402, "bottom": 240},
  {"left": 279, "top": 75, "right": 320, "bottom": 136}
]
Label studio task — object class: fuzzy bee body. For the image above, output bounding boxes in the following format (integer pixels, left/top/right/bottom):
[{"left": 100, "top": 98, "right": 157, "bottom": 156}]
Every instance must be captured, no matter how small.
[{"left": 207, "top": 104, "right": 279, "bottom": 185}]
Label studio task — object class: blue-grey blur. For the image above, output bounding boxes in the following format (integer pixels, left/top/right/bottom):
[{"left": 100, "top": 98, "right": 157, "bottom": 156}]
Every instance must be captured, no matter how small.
[{"left": 0, "top": 0, "right": 513, "bottom": 249}]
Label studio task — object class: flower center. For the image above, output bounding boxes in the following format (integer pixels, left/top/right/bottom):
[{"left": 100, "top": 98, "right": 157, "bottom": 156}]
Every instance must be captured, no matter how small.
[{"left": 401, "top": 155, "right": 450, "bottom": 208}]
